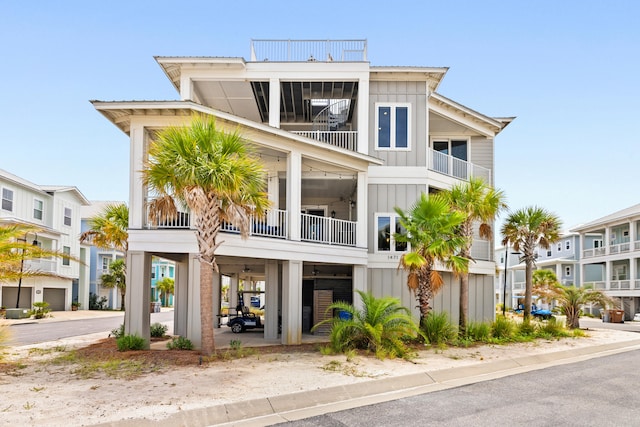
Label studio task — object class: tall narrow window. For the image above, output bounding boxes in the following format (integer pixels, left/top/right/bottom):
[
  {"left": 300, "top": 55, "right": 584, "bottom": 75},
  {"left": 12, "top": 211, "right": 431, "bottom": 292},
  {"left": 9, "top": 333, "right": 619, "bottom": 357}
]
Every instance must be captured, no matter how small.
[
  {"left": 376, "top": 214, "right": 407, "bottom": 252},
  {"left": 33, "top": 199, "right": 43, "bottom": 220},
  {"left": 376, "top": 104, "right": 410, "bottom": 150},
  {"left": 62, "top": 246, "right": 71, "bottom": 266},
  {"left": 63, "top": 207, "right": 72, "bottom": 226},
  {"left": 1, "top": 188, "right": 13, "bottom": 211},
  {"left": 565, "top": 266, "right": 571, "bottom": 277}
]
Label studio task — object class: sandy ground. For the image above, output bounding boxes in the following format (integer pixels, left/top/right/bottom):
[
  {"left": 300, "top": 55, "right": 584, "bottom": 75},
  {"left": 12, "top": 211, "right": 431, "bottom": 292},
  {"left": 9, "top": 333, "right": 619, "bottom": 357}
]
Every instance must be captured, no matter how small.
[{"left": 1, "top": 325, "right": 639, "bottom": 426}]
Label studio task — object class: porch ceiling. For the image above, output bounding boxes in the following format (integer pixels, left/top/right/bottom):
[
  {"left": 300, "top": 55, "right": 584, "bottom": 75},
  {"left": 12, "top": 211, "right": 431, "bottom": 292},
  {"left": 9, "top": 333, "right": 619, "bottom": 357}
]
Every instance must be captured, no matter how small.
[{"left": 191, "top": 80, "right": 359, "bottom": 124}]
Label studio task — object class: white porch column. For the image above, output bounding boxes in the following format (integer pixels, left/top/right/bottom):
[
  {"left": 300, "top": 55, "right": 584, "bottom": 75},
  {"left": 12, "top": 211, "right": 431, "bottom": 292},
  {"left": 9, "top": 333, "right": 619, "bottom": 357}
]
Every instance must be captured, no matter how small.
[
  {"left": 124, "top": 251, "right": 152, "bottom": 349},
  {"left": 352, "top": 265, "right": 367, "bottom": 311},
  {"left": 605, "top": 260, "right": 611, "bottom": 290},
  {"left": 187, "top": 254, "right": 202, "bottom": 349},
  {"left": 264, "top": 259, "right": 280, "bottom": 340},
  {"left": 356, "top": 171, "right": 367, "bottom": 248},
  {"left": 356, "top": 76, "right": 369, "bottom": 155},
  {"left": 173, "top": 256, "right": 189, "bottom": 338},
  {"left": 605, "top": 228, "right": 610, "bottom": 255},
  {"left": 128, "top": 124, "right": 146, "bottom": 229},
  {"left": 229, "top": 274, "right": 239, "bottom": 311},
  {"left": 281, "top": 260, "right": 302, "bottom": 345},
  {"left": 212, "top": 272, "right": 221, "bottom": 329},
  {"left": 180, "top": 73, "right": 193, "bottom": 101},
  {"left": 287, "top": 151, "right": 302, "bottom": 241},
  {"left": 269, "top": 78, "right": 280, "bottom": 128}
]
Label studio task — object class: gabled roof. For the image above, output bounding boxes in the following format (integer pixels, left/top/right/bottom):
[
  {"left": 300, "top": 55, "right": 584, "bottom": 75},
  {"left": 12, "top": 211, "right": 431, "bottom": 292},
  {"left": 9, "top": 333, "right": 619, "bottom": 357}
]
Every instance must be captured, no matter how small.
[
  {"left": 429, "top": 93, "right": 514, "bottom": 137},
  {"left": 0, "top": 170, "right": 90, "bottom": 205},
  {"left": 571, "top": 203, "right": 640, "bottom": 232},
  {"left": 40, "top": 186, "right": 91, "bottom": 206}
]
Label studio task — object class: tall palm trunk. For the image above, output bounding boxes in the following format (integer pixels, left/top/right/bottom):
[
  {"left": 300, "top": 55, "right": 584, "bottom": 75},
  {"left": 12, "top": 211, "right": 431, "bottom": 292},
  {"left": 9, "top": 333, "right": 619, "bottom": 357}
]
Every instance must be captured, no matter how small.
[
  {"left": 200, "top": 261, "right": 215, "bottom": 355},
  {"left": 417, "top": 265, "right": 433, "bottom": 323},
  {"left": 524, "top": 258, "right": 533, "bottom": 321}
]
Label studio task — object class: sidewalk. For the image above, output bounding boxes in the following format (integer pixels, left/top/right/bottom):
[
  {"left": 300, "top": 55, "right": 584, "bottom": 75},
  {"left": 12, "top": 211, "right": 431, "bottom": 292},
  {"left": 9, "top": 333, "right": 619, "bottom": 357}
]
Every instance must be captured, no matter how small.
[{"left": 98, "top": 337, "right": 640, "bottom": 427}]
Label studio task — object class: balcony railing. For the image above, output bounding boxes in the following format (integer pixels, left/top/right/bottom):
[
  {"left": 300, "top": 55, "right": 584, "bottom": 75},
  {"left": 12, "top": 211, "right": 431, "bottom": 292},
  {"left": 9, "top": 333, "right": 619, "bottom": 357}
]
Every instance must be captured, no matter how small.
[
  {"left": 428, "top": 149, "right": 492, "bottom": 184},
  {"left": 24, "top": 259, "right": 57, "bottom": 273},
  {"left": 610, "top": 280, "right": 631, "bottom": 290},
  {"left": 470, "top": 239, "right": 492, "bottom": 261},
  {"left": 146, "top": 207, "right": 358, "bottom": 247},
  {"left": 292, "top": 131, "right": 357, "bottom": 151},
  {"left": 300, "top": 214, "right": 356, "bottom": 246},
  {"left": 221, "top": 209, "right": 288, "bottom": 239},
  {"left": 582, "top": 247, "right": 606, "bottom": 258},
  {"left": 250, "top": 39, "right": 367, "bottom": 62},
  {"left": 610, "top": 242, "right": 631, "bottom": 254}
]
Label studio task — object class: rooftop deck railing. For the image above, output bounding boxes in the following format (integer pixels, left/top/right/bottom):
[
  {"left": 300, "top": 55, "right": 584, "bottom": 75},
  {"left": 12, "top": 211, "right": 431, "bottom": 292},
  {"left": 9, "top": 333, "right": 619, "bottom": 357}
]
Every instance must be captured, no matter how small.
[{"left": 250, "top": 39, "right": 367, "bottom": 62}]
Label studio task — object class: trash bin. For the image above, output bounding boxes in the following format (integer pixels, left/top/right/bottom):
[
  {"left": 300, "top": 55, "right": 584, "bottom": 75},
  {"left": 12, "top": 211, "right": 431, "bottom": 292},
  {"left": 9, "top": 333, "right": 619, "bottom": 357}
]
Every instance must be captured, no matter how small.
[
  {"left": 610, "top": 309, "right": 624, "bottom": 323},
  {"left": 150, "top": 302, "right": 161, "bottom": 313}
]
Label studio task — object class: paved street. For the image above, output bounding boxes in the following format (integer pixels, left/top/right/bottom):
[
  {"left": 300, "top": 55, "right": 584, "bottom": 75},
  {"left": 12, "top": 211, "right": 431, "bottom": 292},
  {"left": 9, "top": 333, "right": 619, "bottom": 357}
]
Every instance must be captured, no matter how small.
[
  {"left": 6, "top": 310, "right": 174, "bottom": 346},
  {"left": 277, "top": 349, "right": 640, "bottom": 426}
]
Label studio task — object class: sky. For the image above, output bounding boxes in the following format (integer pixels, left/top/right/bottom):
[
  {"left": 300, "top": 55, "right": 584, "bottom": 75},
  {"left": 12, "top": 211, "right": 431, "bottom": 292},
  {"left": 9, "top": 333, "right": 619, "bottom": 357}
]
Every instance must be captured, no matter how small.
[{"left": 1, "top": 0, "right": 639, "bottom": 233}]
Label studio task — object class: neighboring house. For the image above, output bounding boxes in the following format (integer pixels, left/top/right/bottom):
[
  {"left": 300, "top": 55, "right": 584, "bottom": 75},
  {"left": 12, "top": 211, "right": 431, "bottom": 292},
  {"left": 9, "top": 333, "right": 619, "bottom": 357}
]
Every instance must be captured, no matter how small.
[
  {"left": 151, "top": 256, "right": 175, "bottom": 306},
  {"left": 0, "top": 168, "right": 90, "bottom": 311},
  {"left": 93, "top": 39, "right": 513, "bottom": 348},
  {"left": 495, "top": 232, "right": 580, "bottom": 310},
  {"left": 571, "top": 203, "right": 640, "bottom": 320},
  {"left": 80, "top": 201, "right": 125, "bottom": 310}
]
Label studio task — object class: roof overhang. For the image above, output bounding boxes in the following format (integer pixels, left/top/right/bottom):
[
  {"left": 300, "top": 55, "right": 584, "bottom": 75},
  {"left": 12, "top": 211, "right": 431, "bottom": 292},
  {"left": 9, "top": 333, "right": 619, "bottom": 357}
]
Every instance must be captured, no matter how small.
[
  {"left": 370, "top": 66, "right": 448, "bottom": 92},
  {"left": 155, "top": 56, "right": 247, "bottom": 93},
  {"left": 429, "top": 92, "right": 513, "bottom": 137},
  {"left": 91, "top": 100, "right": 383, "bottom": 168}
]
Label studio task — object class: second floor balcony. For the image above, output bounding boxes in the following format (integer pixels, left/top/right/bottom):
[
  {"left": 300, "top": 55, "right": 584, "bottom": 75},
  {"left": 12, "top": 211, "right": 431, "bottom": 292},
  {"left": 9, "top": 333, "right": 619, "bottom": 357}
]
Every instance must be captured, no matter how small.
[{"left": 145, "top": 207, "right": 358, "bottom": 247}]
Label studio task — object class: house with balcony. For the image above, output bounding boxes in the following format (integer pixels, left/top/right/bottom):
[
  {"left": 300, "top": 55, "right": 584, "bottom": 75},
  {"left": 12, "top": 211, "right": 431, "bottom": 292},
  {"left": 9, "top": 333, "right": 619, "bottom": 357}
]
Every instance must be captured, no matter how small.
[
  {"left": 495, "top": 233, "right": 580, "bottom": 311},
  {"left": 151, "top": 256, "right": 175, "bottom": 307},
  {"left": 0, "top": 168, "right": 90, "bottom": 311},
  {"left": 81, "top": 201, "right": 125, "bottom": 310},
  {"left": 93, "top": 39, "right": 512, "bottom": 348},
  {"left": 572, "top": 203, "right": 640, "bottom": 320}
]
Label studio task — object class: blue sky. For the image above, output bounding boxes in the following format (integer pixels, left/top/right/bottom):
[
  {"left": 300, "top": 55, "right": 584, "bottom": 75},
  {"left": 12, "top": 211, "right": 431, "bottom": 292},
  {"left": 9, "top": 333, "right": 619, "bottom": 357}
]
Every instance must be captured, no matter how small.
[{"left": 1, "top": 0, "right": 638, "bottom": 232}]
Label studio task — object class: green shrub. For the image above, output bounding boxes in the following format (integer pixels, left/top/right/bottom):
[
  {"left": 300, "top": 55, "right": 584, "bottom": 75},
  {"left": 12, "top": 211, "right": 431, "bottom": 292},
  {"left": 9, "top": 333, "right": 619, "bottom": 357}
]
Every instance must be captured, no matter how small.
[
  {"left": 315, "top": 291, "right": 421, "bottom": 359},
  {"left": 465, "top": 321, "right": 491, "bottom": 342},
  {"left": 491, "top": 315, "right": 516, "bottom": 340},
  {"left": 166, "top": 336, "right": 193, "bottom": 350},
  {"left": 116, "top": 334, "right": 146, "bottom": 351},
  {"left": 422, "top": 312, "right": 457, "bottom": 345},
  {"left": 150, "top": 322, "right": 168, "bottom": 338},
  {"left": 536, "top": 317, "right": 570, "bottom": 338},
  {"left": 517, "top": 319, "right": 536, "bottom": 336},
  {"left": 111, "top": 324, "right": 125, "bottom": 339},
  {"left": 30, "top": 302, "right": 51, "bottom": 319}
]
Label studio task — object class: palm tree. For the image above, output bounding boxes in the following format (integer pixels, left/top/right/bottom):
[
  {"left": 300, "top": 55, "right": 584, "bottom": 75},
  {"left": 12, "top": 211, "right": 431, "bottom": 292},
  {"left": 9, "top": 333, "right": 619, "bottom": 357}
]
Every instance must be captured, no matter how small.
[
  {"left": 500, "top": 206, "right": 562, "bottom": 321},
  {"left": 394, "top": 193, "right": 468, "bottom": 323},
  {"left": 79, "top": 203, "right": 129, "bottom": 253},
  {"left": 100, "top": 259, "right": 126, "bottom": 310},
  {"left": 532, "top": 269, "right": 617, "bottom": 329},
  {"left": 156, "top": 277, "right": 175, "bottom": 307},
  {"left": 313, "top": 290, "right": 422, "bottom": 359},
  {"left": 1, "top": 223, "right": 79, "bottom": 307},
  {"left": 442, "top": 177, "right": 506, "bottom": 333},
  {"left": 143, "top": 114, "right": 270, "bottom": 356}
]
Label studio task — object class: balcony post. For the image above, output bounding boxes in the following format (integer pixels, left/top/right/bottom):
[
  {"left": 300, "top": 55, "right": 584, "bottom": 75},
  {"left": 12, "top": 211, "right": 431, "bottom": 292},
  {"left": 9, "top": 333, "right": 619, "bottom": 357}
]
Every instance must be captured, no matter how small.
[
  {"left": 287, "top": 151, "right": 302, "bottom": 241},
  {"left": 356, "top": 171, "right": 367, "bottom": 247},
  {"left": 269, "top": 78, "right": 280, "bottom": 128}
]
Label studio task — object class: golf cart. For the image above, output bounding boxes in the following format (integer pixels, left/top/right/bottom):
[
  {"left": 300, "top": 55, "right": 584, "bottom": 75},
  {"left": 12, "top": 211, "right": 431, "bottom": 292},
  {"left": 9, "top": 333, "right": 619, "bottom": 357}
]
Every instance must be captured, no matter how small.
[{"left": 227, "top": 293, "right": 263, "bottom": 333}]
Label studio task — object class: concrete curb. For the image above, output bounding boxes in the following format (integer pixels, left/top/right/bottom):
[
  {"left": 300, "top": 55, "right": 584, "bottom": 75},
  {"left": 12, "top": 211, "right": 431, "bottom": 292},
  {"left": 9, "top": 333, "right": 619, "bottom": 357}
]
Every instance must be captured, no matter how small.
[{"left": 95, "top": 338, "right": 640, "bottom": 427}]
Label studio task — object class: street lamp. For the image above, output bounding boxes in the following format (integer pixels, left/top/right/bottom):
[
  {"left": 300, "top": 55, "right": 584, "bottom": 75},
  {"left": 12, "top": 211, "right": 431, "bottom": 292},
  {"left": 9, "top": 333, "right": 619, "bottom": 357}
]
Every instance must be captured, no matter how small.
[{"left": 15, "top": 233, "right": 39, "bottom": 309}]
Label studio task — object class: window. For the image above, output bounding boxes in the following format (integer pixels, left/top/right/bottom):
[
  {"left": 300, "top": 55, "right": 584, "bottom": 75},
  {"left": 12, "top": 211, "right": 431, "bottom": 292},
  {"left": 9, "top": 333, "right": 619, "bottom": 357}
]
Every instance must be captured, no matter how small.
[
  {"left": 63, "top": 207, "right": 72, "bottom": 226},
  {"left": 565, "top": 240, "right": 570, "bottom": 250},
  {"left": 546, "top": 250, "right": 552, "bottom": 257},
  {"left": 376, "top": 104, "right": 410, "bottom": 150},
  {"left": 594, "top": 239, "right": 603, "bottom": 248},
  {"left": 376, "top": 214, "right": 407, "bottom": 252},
  {"left": 565, "top": 266, "right": 571, "bottom": 277},
  {"left": 101, "top": 257, "right": 111, "bottom": 272},
  {"left": 33, "top": 199, "right": 43, "bottom": 220},
  {"left": 62, "top": 246, "right": 71, "bottom": 266},
  {"left": 624, "top": 230, "right": 629, "bottom": 237},
  {"left": 557, "top": 243, "right": 562, "bottom": 252},
  {"left": 1, "top": 188, "right": 13, "bottom": 211}
]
